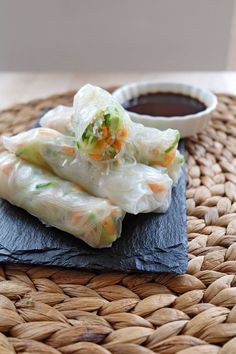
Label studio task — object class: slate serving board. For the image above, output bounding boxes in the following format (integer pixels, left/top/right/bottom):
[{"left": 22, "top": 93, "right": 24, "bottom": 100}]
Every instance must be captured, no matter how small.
[{"left": 0, "top": 119, "right": 187, "bottom": 273}]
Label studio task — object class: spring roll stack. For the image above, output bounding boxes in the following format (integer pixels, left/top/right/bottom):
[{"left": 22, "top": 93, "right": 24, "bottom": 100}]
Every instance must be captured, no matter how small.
[
  {"left": 3, "top": 129, "right": 172, "bottom": 214},
  {"left": 1, "top": 84, "right": 184, "bottom": 248},
  {"left": 40, "top": 85, "right": 184, "bottom": 184}
]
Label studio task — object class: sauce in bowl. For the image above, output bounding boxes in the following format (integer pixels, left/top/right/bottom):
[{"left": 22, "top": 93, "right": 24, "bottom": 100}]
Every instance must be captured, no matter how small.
[{"left": 123, "top": 92, "right": 206, "bottom": 117}]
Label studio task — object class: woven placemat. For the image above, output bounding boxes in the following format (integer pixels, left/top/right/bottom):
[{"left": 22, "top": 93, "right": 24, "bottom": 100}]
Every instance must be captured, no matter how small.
[{"left": 0, "top": 91, "right": 235, "bottom": 354}]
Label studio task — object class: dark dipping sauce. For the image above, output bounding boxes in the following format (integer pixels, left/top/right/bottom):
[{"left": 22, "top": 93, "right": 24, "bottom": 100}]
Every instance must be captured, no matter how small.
[{"left": 123, "top": 92, "right": 207, "bottom": 117}]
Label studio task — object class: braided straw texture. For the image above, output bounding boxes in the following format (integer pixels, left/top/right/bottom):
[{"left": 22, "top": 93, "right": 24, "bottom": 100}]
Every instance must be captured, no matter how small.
[{"left": 0, "top": 91, "right": 235, "bottom": 354}]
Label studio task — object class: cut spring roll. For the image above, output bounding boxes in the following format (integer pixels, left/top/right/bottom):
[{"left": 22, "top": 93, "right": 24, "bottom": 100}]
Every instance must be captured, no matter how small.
[
  {"left": 3, "top": 128, "right": 173, "bottom": 214},
  {"left": 0, "top": 152, "right": 123, "bottom": 248},
  {"left": 40, "top": 99, "right": 183, "bottom": 184},
  {"left": 73, "top": 84, "right": 133, "bottom": 163}
]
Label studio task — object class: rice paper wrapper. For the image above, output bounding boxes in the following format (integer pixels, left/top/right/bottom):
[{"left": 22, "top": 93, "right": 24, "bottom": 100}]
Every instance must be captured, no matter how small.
[
  {"left": 40, "top": 103, "right": 183, "bottom": 185},
  {"left": 3, "top": 128, "right": 173, "bottom": 215},
  {"left": 40, "top": 105, "right": 74, "bottom": 136}
]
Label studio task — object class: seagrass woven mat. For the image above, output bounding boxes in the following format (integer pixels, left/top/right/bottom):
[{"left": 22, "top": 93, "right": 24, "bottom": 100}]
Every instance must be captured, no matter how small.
[{"left": 0, "top": 91, "right": 235, "bottom": 354}]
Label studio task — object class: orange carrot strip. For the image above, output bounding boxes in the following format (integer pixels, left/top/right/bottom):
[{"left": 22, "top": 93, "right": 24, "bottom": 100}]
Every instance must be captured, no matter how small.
[
  {"left": 89, "top": 152, "right": 101, "bottom": 160},
  {"left": 161, "top": 150, "right": 176, "bottom": 167},
  {"left": 113, "top": 139, "right": 122, "bottom": 151},
  {"left": 150, "top": 150, "right": 176, "bottom": 168},
  {"left": 149, "top": 183, "right": 166, "bottom": 193},
  {"left": 119, "top": 128, "right": 128, "bottom": 140},
  {"left": 102, "top": 216, "right": 115, "bottom": 235},
  {"left": 98, "top": 140, "right": 108, "bottom": 149},
  {"left": 71, "top": 212, "right": 81, "bottom": 225},
  {"left": 102, "top": 125, "right": 109, "bottom": 139},
  {"left": 61, "top": 146, "right": 76, "bottom": 155}
]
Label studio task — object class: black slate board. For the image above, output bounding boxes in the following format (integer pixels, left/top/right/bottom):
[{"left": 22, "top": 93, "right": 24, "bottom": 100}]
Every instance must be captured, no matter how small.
[{"left": 0, "top": 120, "right": 187, "bottom": 273}]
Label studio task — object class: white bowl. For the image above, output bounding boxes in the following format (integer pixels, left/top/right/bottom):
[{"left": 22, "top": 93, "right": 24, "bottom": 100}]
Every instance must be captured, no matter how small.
[{"left": 112, "top": 82, "right": 218, "bottom": 137}]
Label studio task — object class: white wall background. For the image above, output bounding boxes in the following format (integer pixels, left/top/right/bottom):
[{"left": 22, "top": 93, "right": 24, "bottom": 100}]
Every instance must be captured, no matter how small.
[{"left": 0, "top": 0, "right": 234, "bottom": 71}]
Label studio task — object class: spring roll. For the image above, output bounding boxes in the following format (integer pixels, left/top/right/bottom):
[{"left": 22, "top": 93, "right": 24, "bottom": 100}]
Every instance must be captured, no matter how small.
[
  {"left": 0, "top": 152, "right": 123, "bottom": 248},
  {"left": 40, "top": 105, "right": 183, "bottom": 185},
  {"left": 3, "top": 128, "right": 173, "bottom": 214},
  {"left": 40, "top": 85, "right": 183, "bottom": 183}
]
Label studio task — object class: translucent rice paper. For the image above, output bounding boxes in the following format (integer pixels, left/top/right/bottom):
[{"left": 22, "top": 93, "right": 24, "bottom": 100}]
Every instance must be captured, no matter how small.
[
  {"left": 0, "top": 152, "right": 123, "bottom": 248},
  {"left": 40, "top": 104, "right": 183, "bottom": 184},
  {"left": 40, "top": 105, "right": 74, "bottom": 136},
  {"left": 4, "top": 128, "right": 173, "bottom": 214},
  {"left": 40, "top": 105, "right": 73, "bottom": 135}
]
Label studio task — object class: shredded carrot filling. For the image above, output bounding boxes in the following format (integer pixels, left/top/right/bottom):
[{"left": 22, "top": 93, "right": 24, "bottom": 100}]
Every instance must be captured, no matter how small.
[
  {"left": 89, "top": 152, "right": 101, "bottom": 160},
  {"left": 102, "top": 125, "right": 109, "bottom": 139},
  {"left": 61, "top": 146, "right": 76, "bottom": 155},
  {"left": 102, "top": 216, "right": 115, "bottom": 234},
  {"left": 113, "top": 139, "right": 122, "bottom": 151},
  {"left": 161, "top": 150, "right": 177, "bottom": 167},
  {"left": 119, "top": 128, "right": 128, "bottom": 140},
  {"left": 98, "top": 140, "right": 108, "bottom": 149},
  {"left": 149, "top": 183, "right": 166, "bottom": 193},
  {"left": 71, "top": 212, "right": 80, "bottom": 225},
  {"left": 150, "top": 149, "right": 177, "bottom": 168}
]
